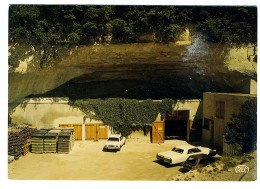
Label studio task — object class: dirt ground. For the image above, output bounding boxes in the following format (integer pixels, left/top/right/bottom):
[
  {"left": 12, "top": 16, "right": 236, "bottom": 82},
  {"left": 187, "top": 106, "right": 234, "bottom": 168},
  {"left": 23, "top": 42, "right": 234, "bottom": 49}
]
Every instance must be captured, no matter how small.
[
  {"left": 168, "top": 151, "right": 257, "bottom": 181},
  {"left": 8, "top": 139, "right": 188, "bottom": 181}
]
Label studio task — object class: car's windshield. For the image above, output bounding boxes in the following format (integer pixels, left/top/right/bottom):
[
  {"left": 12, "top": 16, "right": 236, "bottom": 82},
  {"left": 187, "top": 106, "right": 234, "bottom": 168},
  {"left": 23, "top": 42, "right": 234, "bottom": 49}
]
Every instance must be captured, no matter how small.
[
  {"left": 171, "top": 147, "right": 184, "bottom": 154},
  {"left": 108, "top": 137, "right": 119, "bottom": 142}
]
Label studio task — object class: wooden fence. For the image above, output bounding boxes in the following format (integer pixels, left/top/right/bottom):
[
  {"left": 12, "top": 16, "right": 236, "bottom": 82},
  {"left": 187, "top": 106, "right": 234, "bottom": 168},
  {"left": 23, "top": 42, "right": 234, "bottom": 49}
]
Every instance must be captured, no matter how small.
[{"left": 222, "top": 135, "right": 241, "bottom": 156}]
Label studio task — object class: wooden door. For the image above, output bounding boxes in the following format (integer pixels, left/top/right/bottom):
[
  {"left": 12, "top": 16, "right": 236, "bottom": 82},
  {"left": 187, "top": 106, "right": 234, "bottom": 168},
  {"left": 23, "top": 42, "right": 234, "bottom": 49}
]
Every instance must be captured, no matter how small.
[
  {"left": 73, "top": 124, "right": 82, "bottom": 140},
  {"left": 152, "top": 121, "right": 165, "bottom": 143},
  {"left": 97, "top": 124, "right": 108, "bottom": 140},
  {"left": 85, "top": 124, "right": 108, "bottom": 141},
  {"left": 85, "top": 124, "right": 96, "bottom": 140}
]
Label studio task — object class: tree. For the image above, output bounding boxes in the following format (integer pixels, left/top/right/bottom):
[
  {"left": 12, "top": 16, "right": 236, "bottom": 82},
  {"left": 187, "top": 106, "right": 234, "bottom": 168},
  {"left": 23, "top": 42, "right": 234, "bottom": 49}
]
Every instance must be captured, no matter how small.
[
  {"left": 224, "top": 99, "right": 257, "bottom": 153},
  {"left": 9, "top": 5, "right": 257, "bottom": 69},
  {"left": 110, "top": 19, "right": 135, "bottom": 42}
]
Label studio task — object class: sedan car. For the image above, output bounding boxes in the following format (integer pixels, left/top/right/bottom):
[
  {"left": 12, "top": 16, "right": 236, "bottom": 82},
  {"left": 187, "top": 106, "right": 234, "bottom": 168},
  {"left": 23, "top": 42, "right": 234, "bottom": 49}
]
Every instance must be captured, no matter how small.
[
  {"left": 103, "top": 134, "right": 126, "bottom": 151},
  {"left": 156, "top": 144, "right": 216, "bottom": 165}
]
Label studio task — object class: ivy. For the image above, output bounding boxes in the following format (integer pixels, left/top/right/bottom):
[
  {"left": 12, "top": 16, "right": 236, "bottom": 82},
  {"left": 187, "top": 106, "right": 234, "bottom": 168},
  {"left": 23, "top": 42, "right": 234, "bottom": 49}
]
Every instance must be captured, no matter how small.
[{"left": 69, "top": 98, "right": 176, "bottom": 137}]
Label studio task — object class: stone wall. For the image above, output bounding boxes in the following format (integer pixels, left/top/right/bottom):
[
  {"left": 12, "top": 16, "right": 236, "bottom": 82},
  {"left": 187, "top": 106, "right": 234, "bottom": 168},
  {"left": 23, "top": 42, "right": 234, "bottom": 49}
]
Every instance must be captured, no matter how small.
[{"left": 8, "top": 29, "right": 257, "bottom": 103}]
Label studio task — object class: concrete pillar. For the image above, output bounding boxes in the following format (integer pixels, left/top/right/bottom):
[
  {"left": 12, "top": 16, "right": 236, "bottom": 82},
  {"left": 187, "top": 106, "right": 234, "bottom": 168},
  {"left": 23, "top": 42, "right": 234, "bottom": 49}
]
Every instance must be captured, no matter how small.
[{"left": 82, "top": 118, "right": 86, "bottom": 141}]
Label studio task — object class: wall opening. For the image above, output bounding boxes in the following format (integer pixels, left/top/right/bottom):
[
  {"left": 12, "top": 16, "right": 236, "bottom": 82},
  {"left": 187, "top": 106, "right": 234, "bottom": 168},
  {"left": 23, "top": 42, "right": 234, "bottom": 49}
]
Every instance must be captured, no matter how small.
[{"left": 165, "top": 110, "right": 189, "bottom": 140}]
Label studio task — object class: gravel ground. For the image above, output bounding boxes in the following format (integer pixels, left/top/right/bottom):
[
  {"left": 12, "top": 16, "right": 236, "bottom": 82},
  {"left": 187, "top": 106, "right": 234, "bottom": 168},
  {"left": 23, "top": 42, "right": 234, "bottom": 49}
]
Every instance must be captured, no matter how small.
[
  {"left": 8, "top": 139, "right": 188, "bottom": 181},
  {"left": 168, "top": 152, "right": 257, "bottom": 181}
]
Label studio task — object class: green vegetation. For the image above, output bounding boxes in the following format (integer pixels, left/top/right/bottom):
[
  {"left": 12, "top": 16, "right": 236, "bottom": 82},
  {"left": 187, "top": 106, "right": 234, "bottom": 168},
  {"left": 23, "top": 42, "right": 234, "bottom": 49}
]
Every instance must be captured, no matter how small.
[
  {"left": 224, "top": 99, "right": 257, "bottom": 153},
  {"left": 69, "top": 98, "right": 175, "bottom": 137},
  {"left": 9, "top": 5, "right": 257, "bottom": 69}
]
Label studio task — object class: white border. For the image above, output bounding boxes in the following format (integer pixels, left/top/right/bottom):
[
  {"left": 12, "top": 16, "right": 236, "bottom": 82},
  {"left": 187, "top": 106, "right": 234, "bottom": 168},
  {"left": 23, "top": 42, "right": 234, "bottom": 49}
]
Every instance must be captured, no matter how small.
[{"left": 1, "top": 1, "right": 259, "bottom": 189}]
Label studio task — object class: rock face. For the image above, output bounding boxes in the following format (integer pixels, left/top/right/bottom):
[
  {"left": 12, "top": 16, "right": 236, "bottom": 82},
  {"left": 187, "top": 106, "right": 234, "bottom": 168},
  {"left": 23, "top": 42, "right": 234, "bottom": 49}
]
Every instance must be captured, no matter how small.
[{"left": 8, "top": 38, "right": 257, "bottom": 103}]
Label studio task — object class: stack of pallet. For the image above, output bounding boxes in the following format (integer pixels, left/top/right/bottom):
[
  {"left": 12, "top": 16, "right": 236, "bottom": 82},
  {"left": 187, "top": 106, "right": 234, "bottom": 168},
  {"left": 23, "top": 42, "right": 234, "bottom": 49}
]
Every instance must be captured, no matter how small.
[
  {"left": 62, "top": 127, "right": 75, "bottom": 148},
  {"left": 8, "top": 127, "right": 23, "bottom": 158},
  {"left": 8, "top": 124, "right": 32, "bottom": 158},
  {"left": 31, "top": 130, "right": 48, "bottom": 153},
  {"left": 43, "top": 132, "right": 58, "bottom": 153},
  {"left": 57, "top": 131, "right": 72, "bottom": 153}
]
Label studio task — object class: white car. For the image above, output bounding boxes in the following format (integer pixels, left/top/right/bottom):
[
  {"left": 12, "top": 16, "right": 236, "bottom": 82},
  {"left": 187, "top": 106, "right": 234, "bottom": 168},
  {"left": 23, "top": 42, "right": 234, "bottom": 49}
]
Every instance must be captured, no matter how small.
[
  {"left": 104, "top": 134, "right": 126, "bottom": 151},
  {"left": 156, "top": 144, "right": 216, "bottom": 165}
]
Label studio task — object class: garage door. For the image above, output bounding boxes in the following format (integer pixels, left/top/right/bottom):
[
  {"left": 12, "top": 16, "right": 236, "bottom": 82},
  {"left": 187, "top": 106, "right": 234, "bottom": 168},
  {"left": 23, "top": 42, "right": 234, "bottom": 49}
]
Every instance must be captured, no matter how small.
[
  {"left": 85, "top": 123, "right": 108, "bottom": 141},
  {"left": 59, "top": 123, "right": 108, "bottom": 141},
  {"left": 152, "top": 121, "right": 165, "bottom": 143}
]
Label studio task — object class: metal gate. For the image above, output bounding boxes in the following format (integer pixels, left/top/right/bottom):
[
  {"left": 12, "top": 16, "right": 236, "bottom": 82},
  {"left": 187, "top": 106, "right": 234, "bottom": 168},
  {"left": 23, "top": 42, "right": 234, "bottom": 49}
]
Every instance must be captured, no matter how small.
[{"left": 152, "top": 121, "right": 165, "bottom": 143}]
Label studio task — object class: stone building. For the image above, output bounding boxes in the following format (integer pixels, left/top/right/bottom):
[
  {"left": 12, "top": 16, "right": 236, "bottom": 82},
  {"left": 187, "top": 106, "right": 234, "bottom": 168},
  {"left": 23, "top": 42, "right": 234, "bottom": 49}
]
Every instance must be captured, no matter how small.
[{"left": 202, "top": 92, "right": 257, "bottom": 149}]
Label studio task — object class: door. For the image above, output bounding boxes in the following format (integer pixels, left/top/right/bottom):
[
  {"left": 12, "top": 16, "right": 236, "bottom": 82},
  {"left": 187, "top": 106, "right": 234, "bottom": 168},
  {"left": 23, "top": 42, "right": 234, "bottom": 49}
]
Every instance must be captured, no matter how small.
[
  {"left": 152, "top": 121, "right": 165, "bottom": 143},
  {"left": 73, "top": 124, "right": 82, "bottom": 140},
  {"left": 59, "top": 124, "right": 82, "bottom": 140},
  {"left": 97, "top": 124, "right": 108, "bottom": 140},
  {"left": 85, "top": 123, "right": 108, "bottom": 141},
  {"left": 85, "top": 124, "right": 96, "bottom": 140}
]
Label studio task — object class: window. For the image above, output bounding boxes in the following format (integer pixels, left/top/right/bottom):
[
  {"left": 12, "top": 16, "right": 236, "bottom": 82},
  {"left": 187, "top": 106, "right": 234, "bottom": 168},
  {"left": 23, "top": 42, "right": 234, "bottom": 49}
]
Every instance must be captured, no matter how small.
[
  {"left": 216, "top": 101, "right": 225, "bottom": 119},
  {"left": 108, "top": 137, "right": 119, "bottom": 142},
  {"left": 188, "top": 148, "right": 201, "bottom": 154},
  {"left": 171, "top": 147, "right": 184, "bottom": 154}
]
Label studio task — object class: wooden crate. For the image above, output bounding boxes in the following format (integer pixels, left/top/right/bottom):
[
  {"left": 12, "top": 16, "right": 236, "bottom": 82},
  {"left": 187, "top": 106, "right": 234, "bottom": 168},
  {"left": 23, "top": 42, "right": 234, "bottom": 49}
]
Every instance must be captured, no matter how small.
[
  {"left": 44, "top": 133, "right": 58, "bottom": 153},
  {"left": 31, "top": 130, "right": 48, "bottom": 153},
  {"left": 57, "top": 132, "right": 71, "bottom": 153}
]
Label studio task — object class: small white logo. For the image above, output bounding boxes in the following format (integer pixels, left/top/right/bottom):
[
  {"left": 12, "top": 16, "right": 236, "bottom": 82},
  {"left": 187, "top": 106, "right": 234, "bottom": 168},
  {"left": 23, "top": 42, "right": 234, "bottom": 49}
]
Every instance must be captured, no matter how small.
[{"left": 235, "top": 165, "right": 250, "bottom": 173}]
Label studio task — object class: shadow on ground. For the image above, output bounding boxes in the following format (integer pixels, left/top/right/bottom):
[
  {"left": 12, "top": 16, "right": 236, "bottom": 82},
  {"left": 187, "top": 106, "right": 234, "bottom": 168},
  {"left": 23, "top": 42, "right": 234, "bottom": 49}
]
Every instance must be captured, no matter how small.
[
  {"left": 102, "top": 148, "right": 119, "bottom": 153},
  {"left": 179, "top": 167, "right": 189, "bottom": 173},
  {"left": 153, "top": 160, "right": 182, "bottom": 168}
]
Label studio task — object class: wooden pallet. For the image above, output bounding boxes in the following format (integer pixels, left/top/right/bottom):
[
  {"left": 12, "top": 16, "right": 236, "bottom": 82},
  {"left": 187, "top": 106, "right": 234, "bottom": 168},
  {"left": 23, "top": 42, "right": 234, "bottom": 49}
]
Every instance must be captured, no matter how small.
[{"left": 22, "top": 143, "right": 30, "bottom": 156}]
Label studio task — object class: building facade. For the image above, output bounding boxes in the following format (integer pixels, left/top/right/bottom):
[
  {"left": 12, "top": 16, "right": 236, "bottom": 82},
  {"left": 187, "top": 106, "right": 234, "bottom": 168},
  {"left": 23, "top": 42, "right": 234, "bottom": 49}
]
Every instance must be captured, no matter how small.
[{"left": 202, "top": 92, "right": 257, "bottom": 149}]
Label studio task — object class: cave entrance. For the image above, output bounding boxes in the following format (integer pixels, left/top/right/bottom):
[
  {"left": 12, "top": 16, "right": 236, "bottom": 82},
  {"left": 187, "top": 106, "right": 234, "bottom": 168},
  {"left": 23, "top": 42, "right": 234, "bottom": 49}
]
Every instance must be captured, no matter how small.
[{"left": 165, "top": 110, "right": 190, "bottom": 140}]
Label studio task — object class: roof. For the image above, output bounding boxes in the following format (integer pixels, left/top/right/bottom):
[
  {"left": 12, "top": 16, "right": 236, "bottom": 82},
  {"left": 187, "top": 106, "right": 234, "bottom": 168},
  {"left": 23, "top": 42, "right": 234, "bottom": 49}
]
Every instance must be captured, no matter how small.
[
  {"left": 175, "top": 144, "right": 195, "bottom": 149},
  {"left": 204, "top": 92, "right": 257, "bottom": 98},
  {"left": 109, "top": 134, "right": 121, "bottom": 138}
]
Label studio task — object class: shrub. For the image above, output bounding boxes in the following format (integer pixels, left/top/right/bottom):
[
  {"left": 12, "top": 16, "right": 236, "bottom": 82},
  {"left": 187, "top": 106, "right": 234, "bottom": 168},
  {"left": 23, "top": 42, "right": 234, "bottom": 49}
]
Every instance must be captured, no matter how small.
[{"left": 224, "top": 99, "right": 257, "bottom": 153}]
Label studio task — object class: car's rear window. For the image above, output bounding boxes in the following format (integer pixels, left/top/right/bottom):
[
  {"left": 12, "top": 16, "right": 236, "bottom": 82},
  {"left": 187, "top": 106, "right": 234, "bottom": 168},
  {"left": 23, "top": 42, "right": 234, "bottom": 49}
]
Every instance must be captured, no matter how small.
[
  {"left": 171, "top": 147, "right": 184, "bottom": 154},
  {"left": 188, "top": 148, "right": 201, "bottom": 154},
  {"left": 108, "top": 137, "right": 119, "bottom": 141}
]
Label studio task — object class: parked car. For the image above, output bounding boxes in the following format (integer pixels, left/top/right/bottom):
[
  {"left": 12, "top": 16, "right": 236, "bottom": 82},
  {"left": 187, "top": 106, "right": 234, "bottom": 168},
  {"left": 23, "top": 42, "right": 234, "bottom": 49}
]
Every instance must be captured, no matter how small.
[
  {"left": 103, "top": 134, "right": 126, "bottom": 151},
  {"left": 156, "top": 144, "right": 216, "bottom": 165},
  {"left": 183, "top": 154, "right": 215, "bottom": 171}
]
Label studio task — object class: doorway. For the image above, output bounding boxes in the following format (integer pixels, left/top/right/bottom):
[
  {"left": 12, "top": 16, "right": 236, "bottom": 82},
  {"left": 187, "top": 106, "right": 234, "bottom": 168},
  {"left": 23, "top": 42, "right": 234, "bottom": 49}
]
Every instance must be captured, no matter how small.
[{"left": 165, "top": 110, "right": 189, "bottom": 140}]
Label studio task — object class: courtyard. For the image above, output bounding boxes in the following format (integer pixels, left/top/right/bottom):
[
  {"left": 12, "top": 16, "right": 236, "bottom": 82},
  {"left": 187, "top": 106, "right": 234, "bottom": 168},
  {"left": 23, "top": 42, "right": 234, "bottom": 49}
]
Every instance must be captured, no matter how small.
[{"left": 8, "top": 140, "right": 188, "bottom": 181}]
